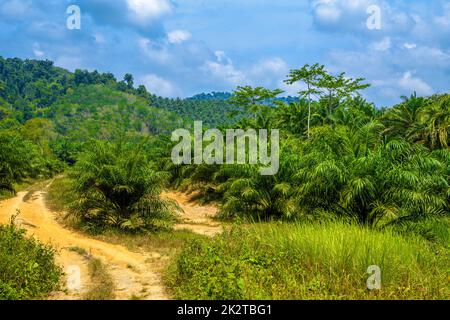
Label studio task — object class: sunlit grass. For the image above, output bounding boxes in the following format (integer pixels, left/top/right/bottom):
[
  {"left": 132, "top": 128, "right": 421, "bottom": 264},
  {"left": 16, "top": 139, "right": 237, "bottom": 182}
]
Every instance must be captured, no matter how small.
[{"left": 167, "top": 221, "right": 449, "bottom": 300}]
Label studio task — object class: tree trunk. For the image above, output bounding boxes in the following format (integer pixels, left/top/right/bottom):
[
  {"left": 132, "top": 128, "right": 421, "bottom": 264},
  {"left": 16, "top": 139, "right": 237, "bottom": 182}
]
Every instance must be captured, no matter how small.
[{"left": 307, "top": 84, "right": 311, "bottom": 139}]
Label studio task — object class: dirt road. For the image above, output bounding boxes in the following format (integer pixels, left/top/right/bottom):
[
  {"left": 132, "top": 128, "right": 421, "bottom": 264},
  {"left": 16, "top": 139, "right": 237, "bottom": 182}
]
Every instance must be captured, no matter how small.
[
  {"left": 163, "top": 191, "right": 223, "bottom": 237},
  {"left": 0, "top": 185, "right": 220, "bottom": 300}
]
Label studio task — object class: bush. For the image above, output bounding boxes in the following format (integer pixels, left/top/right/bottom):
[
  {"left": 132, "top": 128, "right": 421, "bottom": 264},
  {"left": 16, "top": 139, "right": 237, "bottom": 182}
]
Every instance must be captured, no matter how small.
[
  {"left": 0, "top": 215, "right": 62, "bottom": 300},
  {"left": 68, "top": 138, "right": 179, "bottom": 232},
  {"left": 167, "top": 222, "right": 449, "bottom": 300},
  {"left": 0, "top": 130, "right": 63, "bottom": 194}
]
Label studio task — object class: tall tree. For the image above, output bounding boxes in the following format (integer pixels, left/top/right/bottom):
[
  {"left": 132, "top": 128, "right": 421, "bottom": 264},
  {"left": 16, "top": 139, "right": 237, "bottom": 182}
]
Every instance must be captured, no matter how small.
[
  {"left": 229, "top": 86, "right": 283, "bottom": 123},
  {"left": 317, "top": 72, "right": 370, "bottom": 118},
  {"left": 124, "top": 73, "right": 134, "bottom": 89},
  {"left": 285, "top": 64, "right": 325, "bottom": 138}
]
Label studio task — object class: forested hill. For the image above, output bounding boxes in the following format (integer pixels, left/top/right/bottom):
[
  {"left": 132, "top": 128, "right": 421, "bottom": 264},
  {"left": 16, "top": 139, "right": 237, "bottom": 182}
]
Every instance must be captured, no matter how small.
[
  {"left": 0, "top": 56, "right": 188, "bottom": 171},
  {"left": 0, "top": 56, "right": 302, "bottom": 128},
  {"left": 149, "top": 91, "right": 300, "bottom": 127}
]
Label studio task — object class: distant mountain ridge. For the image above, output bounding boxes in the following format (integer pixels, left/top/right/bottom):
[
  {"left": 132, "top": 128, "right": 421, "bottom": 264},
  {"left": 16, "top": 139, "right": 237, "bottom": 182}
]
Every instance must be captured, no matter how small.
[{"left": 187, "top": 91, "right": 299, "bottom": 104}]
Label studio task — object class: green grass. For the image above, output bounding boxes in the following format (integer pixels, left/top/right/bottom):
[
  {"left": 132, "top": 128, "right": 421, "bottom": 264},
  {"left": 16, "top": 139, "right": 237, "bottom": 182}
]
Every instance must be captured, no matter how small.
[
  {"left": 0, "top": 216, "right": 63, "bottom": 300},
  {"left": 83, "top": 257, "right": 116, "bottom": 300},
  {"left": 95, "top": 229, "right": 206, "bottom": 260},
  {"left": 45, "top": 176, "right": 76, "bottom": 214},
  {"left": 68, "top": 246, "right": 116, "bottom": 300},
  {"left": 166, "top": 221, "right": 450, "bottom": 300},
  {"left": 0, "top": 178, "right": 46, "bottom": 201},
  {"left": 68, "top": 246, "right": 89, "bottom": 256}
]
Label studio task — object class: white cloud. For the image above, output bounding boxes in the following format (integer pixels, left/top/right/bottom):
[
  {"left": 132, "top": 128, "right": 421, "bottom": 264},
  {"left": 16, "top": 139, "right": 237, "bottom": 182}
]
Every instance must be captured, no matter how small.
[
  {"left": 251, "top": 58, "right": 288, "bottom": 76},
  {"left": 311, "top": 0, "right": 382, "bottom": 31},
  {"left": 126, "top": 0, "right": 172, "bottom": 25},
  {"left": 138, "top": 37, "right": 170, "bottom": 63},
  {"left": 32, "top": 43, "right": 44, "bottom": 58},
  {"left": 141, "top": 74, "right": 179, "bottom": 97},
  {"left": 371, "top": 37, "right": 391, "bottom": 51},
  {"left": 402, "top": 42, "right": 417, "bottom": 50},
  {"left": 202, "top": 51, "right": 247, "bottom": 86},
  {"left": 168, "top": 30, "right": 192, "bottom": 44},
  {"left": 399, "top": 71, "right": 433, "bottom": 96},
  {"left": 249, "top": 58, "right": 289, "bottom": 89},
  {"left": 279, "top": 80, "right": 306, "bottom": 97},
  {"left": 315, "top": 4, "right": 341, "bottom": 22}
]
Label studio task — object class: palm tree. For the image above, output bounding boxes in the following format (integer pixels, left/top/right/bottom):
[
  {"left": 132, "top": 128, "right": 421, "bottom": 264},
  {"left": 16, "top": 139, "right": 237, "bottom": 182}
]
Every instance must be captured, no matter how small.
[
  {"left": 418, "top": 95, "right": 450, "bottom": 150},
  {"left": 381, "top": 93, "right": 427, "bottom": 142},
  {"left": 293, "top": 125, "right": 449, "bottom": 227},
  {"left": 275, "top": 100, "right": 310, "bottom": 136},
  {"left": 68, "top": 138, "right": 179, "bottom": 231}
]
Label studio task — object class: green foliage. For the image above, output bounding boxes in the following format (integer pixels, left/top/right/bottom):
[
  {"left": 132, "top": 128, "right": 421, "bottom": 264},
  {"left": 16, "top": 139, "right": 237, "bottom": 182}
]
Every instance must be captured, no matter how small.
[
  {"left": 68, "top": 138, "right": 179, "bottom": 232},
  {"left": 0, "top": 130, "right": 62, "bottom": 193},
  {"left": 0, "top": 56, "right": 449, "bottom": 301},
  {"left": 48, "top": 84, "right": 184, "bottom": 140},
  {"left": 0, "top": 214, "right": 62, "bottom": 300},
  {"left": 230, "top": 86, "right": 284, "bottom": 121},
  {"left": 285, "top": 64, "right": 370, "bottom": 138},
  {"left": 149, "top": 94, "right": 246, "bottom": 127},
  {"left": 167, "top": 222, "right": 449, "bottom": 300},
  {"left": 382, "top": 93, "right": 450, "bottom": 150},
  {"left": 83, "top": 257, "right": 116, "bottom": 300},
  {"left": 293, "top": 127, "right": 449, "bottom": 227},
  {"left": 175, "top": 66, "right": 448, "bottom": 229}
]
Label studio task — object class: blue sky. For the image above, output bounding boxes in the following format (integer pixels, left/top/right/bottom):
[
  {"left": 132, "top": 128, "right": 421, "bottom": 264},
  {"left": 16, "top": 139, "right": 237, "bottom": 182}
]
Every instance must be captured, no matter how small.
[{"left": 0, "top": 0, "right": 449, "bottom": 106}]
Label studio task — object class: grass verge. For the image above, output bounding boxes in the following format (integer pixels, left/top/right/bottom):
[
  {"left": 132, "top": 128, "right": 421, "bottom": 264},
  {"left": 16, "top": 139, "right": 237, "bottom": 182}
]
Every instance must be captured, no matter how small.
[
  {"left": 68, "top": 246, "right": 116, "bottom": 300},
  {"left": 0, "top": 178, "right": 49, "bottom": 201},
  {"left": 166, "top": 221, "right": 450, "bottom": 300},
  {"left": 84, "top": 258, "right": 116, "bottom": 300}
]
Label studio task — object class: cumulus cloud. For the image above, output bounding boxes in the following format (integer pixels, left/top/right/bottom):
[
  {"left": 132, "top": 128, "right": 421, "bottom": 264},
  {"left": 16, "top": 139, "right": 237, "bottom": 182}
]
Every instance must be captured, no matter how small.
[
  {"left": 398, "top": 71, "right": 433, "bottom": 96},
  {"left": 371, "top": 37, "right": 391, "bottom": 51},
  {"left": 126, "top": 0, "right": 173, "bottom": 26},
  {"left": 202, "top": 51, "right": 247, "bottom": 86},
  {"left": 138, "top": 37, "right": 170, "bottom": 63},
  {"left": 402, "top": 42, "right": 417, "bottom": 50},
  {"left": 167, "top": 29, "right": 191, "bottom": 44},
  {"left": 311, "top": 0, "right": 382, "bottom": 33},
  {"left": 310, "top": 0, "right": 418, "bottom": 38},
  {"left": 248, "top": 58, "right": 289, "bottom": 88},
  {"left": 73, "top": 0, "right": 171, "bottom": 37}
]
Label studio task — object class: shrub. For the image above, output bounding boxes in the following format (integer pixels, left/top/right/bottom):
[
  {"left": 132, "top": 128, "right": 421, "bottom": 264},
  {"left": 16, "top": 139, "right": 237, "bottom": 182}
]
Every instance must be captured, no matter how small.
[
  {"left": 68, "top": 138, "right": 179, "bottom": 232},
  {"left": 0, "top": 214, "right": 62, "bottom": 300}
]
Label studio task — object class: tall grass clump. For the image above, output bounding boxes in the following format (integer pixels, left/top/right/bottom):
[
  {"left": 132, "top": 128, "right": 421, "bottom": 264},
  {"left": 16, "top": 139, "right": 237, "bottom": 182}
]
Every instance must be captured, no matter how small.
[
  {"left": 167, "top": 221, "right": 449, "bottom": 300},
  {"left": 0, "top": 215, "right": 62, "bottom": 300}
]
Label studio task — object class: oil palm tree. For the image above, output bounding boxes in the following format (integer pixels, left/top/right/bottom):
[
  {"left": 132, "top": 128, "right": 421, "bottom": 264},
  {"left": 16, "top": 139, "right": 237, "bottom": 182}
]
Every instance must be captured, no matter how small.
[
  {"left": 293, "top": 125, "right": 449, "bottom": 227},
  {"left": 381, "top": 92, "right": 428, "bottom": 142},
  {"left": 418, "top": 95, "right": 450, "bottom": 150},
  {"left": 68, "top": 138, "right": 178, "bottom": 231}
]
